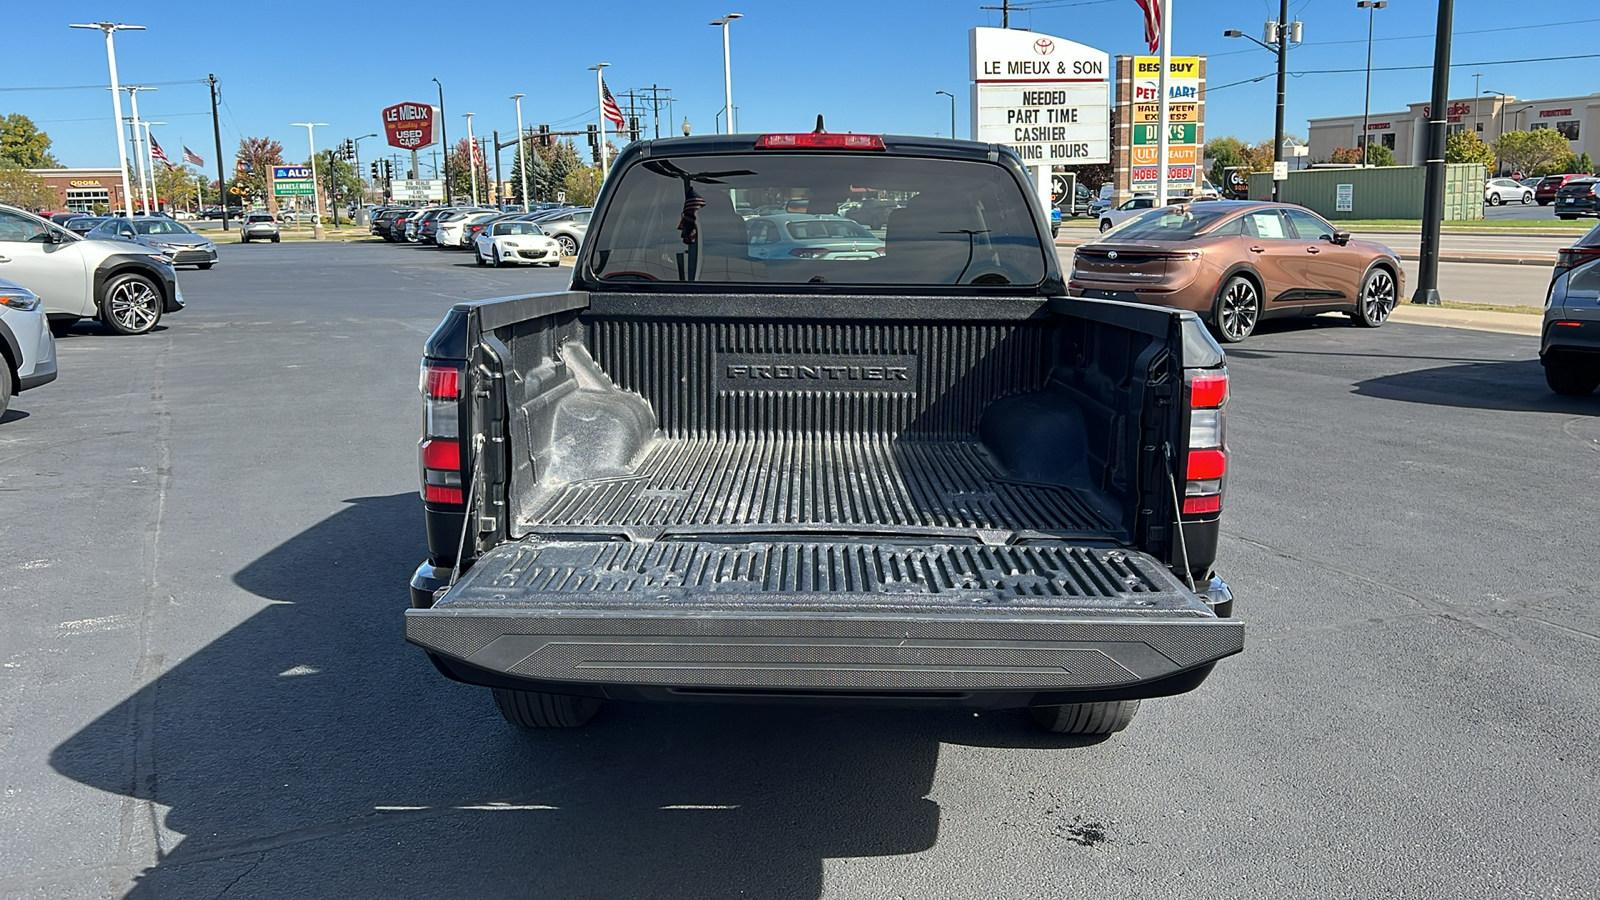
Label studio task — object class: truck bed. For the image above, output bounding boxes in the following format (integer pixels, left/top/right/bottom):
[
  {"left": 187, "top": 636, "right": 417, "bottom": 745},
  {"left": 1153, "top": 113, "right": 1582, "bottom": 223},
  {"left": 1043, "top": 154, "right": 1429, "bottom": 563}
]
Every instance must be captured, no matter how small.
[{"left": 407, "top": 292, "right": 1240, "bottom": 702}]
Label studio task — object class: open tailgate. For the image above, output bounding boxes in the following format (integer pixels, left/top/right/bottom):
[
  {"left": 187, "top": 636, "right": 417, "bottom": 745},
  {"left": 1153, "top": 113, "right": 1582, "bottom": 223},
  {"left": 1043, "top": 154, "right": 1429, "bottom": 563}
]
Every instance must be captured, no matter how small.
[{"left": 407, "top": 539, "right": 1242, "bottom": 696}]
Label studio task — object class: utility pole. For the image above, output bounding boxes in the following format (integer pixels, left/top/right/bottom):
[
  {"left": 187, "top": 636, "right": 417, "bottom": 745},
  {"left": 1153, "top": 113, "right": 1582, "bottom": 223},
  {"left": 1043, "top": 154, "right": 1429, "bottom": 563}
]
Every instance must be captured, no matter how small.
[
  {"left": 1272, "top": 0, "right": 1288, "bottom": 202},
  {"left": 979, "top": 0, "right": 1012, "bottom": 27},
  {"left": 209, "top": 75, "right": 227, "bottom": 228},
  {"left": 1412, "top": 0, "right": 1454, "bottom": 306}
]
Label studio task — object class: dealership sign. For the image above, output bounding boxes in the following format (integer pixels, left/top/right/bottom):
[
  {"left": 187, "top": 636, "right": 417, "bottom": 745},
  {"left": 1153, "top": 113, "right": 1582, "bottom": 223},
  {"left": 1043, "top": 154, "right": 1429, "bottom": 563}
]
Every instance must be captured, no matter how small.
[
  {"left": 969, "top": 27, "right": 1109, "bottom": 166},
  {"left": 383, "top": 102, "right": 436, "bottom": 150}
]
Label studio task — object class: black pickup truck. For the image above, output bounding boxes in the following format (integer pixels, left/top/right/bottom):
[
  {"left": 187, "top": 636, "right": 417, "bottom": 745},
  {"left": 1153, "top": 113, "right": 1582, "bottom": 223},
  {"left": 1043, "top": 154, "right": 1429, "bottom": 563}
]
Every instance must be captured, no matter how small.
[{"left": 406, "top": 132, "right": 1241, "bottom": 735}]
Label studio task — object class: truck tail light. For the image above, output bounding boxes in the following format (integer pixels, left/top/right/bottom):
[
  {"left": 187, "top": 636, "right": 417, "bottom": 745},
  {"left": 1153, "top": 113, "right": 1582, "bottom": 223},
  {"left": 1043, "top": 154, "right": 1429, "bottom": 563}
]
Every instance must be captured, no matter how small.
[
  {"left": 420, "top": 361, "right": 466, "bottom": 507},
  {"left": 1183, "top": 369, "right": 1227, "bottom": 517}
]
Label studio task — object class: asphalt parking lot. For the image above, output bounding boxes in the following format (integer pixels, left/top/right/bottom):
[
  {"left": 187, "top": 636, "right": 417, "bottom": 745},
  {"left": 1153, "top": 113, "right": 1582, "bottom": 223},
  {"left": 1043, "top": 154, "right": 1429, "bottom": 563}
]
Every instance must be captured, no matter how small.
[{"left": 2, "top": 241, "right": 1598, "bottom": 898}]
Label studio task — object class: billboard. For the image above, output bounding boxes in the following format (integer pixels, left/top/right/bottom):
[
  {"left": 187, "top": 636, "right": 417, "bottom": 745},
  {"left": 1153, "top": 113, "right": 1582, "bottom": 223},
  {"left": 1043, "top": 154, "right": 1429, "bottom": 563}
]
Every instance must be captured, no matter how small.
[
  {"left": 383, "top": 102, "right": 436, "bottom": 151},
  {"left": 969, "top": 27, "right": 1110, "bottom": 167}
]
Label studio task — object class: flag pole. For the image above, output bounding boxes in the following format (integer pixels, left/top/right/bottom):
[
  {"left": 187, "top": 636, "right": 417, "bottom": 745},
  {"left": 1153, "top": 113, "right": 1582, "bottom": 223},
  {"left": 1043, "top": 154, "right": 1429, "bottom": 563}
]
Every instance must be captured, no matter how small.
[
  {"left": 1156, "top": 0, "right": 1171, "bottom": 206},
  {"left": 592, "top": 64, "right": 611, "bottom": 177}
]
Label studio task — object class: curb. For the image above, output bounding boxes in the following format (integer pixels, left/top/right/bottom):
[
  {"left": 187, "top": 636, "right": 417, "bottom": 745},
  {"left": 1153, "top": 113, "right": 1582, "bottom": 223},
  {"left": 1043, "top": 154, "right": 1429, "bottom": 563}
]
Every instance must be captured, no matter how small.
[{"left": 1388, "top": 305, "right": 1541, "bottom": 337}]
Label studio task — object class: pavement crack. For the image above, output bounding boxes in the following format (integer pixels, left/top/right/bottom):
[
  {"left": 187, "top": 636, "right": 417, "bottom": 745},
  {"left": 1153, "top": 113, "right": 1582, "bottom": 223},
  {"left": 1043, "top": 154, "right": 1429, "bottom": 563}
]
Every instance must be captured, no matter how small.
[{"left": 214, "top": 852, "right": 265, "bottom": 898}]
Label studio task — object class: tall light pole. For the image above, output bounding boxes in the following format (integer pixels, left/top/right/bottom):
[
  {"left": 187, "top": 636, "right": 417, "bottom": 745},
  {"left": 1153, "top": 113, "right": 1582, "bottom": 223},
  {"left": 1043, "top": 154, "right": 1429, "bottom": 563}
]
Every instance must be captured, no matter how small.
[
  {"left": 590, "top": 63, "right": 612, "bottom": 175},
  {"left": 291, "top": 122, "right": 329, "bottom": 240},
  {"left": 711, "top": 14, "right": 742, "bottom": 134},
  {"left": 123, "top": 86, "right": 154, "bottom": 213},
  {"left": 462, "top": 112, "right": 479, "bottom": 205},
  {"left": 71, "top": 22, "right": 144, "bottom": 215},
  {"left": 935, "top": 90, "right": 956, "bottom": 139},
  {"left": 511, "top": 93, "right": 531, "bottom": 209},
  {"left": 1483, "top": 90, "right": 1507, "bottom": 174},
  {"left": 431, "top": 77, "right": 451, "bottom": 201},
  {"left": 141, "top": 120, "right": 166, "bottom": 212},
  {"left": 1357, "top": 1, "right": 1387, "bottom": 167},
  {"left": 1411, "top": 0, "right": 1454, "bottom": 306}
]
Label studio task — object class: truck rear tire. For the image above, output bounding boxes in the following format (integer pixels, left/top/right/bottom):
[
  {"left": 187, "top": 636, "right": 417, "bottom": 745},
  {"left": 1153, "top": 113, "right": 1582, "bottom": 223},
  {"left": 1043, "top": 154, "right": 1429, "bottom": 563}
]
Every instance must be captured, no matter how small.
[
  {"left": 491, "top": 687, "right": 602, "bottom": 728},
  {"left": 1029, "top": 700, "right": 1140, "bottom": 735}
]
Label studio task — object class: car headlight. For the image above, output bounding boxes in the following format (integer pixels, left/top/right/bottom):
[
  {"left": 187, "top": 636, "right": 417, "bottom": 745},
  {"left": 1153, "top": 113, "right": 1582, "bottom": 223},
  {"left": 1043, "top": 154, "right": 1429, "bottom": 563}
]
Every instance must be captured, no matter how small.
[
  {"left": 0, "top": 287, "right": 40, "bottom": 311},
  {"left": 145, "top": 254, "right": 175, "bottom": 268}
]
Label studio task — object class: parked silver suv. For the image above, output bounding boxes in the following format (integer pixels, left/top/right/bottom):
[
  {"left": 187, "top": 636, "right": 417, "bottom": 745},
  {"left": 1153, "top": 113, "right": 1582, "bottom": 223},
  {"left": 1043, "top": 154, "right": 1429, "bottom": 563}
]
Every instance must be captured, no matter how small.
[
  {"left": 240, "top": 212, "right": 280, "bottom": 244},
  {"left": 0, "top": 277, "right": 58, "bottom": 419}
]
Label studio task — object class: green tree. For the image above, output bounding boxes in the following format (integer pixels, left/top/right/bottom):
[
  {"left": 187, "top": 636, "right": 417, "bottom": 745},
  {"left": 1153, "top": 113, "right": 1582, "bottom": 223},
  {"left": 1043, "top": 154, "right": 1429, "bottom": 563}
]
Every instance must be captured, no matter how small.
[
  {"left": 0, "top": 163, "right": 57, "bottom": 210},
  {"left": 508, "top": 137, "right": 551, "bottom": 205},
  {"left": 1572, "top": 151, "right": 1594, "bottom": 175},
  {"left": 535, "top": 139, "right": 584, "bottom": 201},
  {"left": 308, "top": 150, "right": 365, "bottom": 217},
  {"left": 1204, "top": 136, "right": 1252, "bottom": 187},
  {"left": 562, "top": 167, "right": 604, "bottom": 206},
  {"left": 1445, "top": 131, "right": 1496, "bottom": 174},
  {"left": 0, "top": 113, "right": 59, "bottom": 168},
  {"left": 154, "top": 163, "right": 206, "bottom": 213},
  {"left": 231, "top": 136, "right": 285, "bottom": 212},
  {"left": 1494, "top": 129, "right": 1571, "bottom": 178}
]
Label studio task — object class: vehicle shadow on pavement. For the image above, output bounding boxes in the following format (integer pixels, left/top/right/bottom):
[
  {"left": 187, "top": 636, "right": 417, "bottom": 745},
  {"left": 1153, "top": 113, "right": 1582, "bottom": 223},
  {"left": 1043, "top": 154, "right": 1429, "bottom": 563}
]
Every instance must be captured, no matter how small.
[
  {"left": 1352, "top": 358, "right": 1600, "bottom": 413},
  {"left": 46, "top": 492, "right": 1118, "bottom": 897}
]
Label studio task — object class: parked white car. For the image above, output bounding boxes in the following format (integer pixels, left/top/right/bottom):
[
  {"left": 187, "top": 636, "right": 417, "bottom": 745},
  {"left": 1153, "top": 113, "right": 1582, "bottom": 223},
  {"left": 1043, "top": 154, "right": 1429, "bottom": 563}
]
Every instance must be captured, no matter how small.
[
  {"left": 0, "top": 203, "right": 183, "bottom": 336},
  {"left": 435, "top": 210, "right": 498, "bottom": 249},
  {"left": 473, "top": 220, "right": 561, "bottom": 267},
  {"left": 1097, "top": 195, "right": 1158, "bottom": 233},
  {"left": 0, "top": 277, "right": 57, "bottom": 418},
  {"left": 1485, "top": 178, "right": 1534, "bottom": 206}
]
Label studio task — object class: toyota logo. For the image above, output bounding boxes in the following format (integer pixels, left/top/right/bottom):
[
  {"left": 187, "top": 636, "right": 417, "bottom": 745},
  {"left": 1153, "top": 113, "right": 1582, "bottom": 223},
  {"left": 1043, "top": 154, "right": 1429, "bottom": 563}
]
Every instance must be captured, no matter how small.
[
  {"left": 1107, "top": 251, "right": 1118, "bottom": 259},
  {"left": 1033, "top": 38, "right": 1055, "bottom": 55}
]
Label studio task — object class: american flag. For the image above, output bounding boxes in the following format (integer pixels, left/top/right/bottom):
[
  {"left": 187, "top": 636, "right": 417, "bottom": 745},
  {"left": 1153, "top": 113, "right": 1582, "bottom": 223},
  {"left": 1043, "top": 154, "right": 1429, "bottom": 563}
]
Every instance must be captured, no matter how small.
[
  {"left": 149, "top": 135, "right": 169, "bottom": 164},
  {"left": 678, "top": 186, "right": 706, "bottom": 245},
  {"left": 183, "top": 145, "right": 204, "bottom": 166},
  {"left": 601, "top": 77, "right": 626, "bottom": 129},
  {"left": 1134, "top": 0, "right": 1161, "bottom": 53}
]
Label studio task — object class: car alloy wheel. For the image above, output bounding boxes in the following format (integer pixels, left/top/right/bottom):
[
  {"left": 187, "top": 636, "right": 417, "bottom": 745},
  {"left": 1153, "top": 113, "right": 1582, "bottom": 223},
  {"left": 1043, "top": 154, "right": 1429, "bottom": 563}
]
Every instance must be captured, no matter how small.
[
  {"left": 102, "top": 274, "right": 163, "bottom": 335},
  {"left": 1523, "top": 192, "right": 1533, "bottom": 204},
  {"left": 1215, "top": 276, "right": 1259, "bottom": 343},
  {"left": 556, "top": 235, "right": 578, "bottom": 256},
  {"left": 1355, "top": 268, "right": 1396, "bottom": 327}
]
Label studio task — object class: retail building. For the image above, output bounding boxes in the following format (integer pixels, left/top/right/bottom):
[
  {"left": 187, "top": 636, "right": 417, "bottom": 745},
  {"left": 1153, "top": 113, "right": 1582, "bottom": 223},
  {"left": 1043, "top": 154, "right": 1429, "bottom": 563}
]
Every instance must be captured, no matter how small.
[
  {"left": 1307, "top": 93, "right": 1600, "bottom": 169},
  {"left": 22, "top": 168, "right": 135, "bottom": 214}
]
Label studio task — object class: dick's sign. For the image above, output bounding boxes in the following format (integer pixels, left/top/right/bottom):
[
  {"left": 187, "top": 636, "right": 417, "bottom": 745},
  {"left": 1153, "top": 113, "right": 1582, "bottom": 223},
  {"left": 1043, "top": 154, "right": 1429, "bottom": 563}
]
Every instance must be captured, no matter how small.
[{"left": 383, "top": 102, "right": 437, "bottom": 151}]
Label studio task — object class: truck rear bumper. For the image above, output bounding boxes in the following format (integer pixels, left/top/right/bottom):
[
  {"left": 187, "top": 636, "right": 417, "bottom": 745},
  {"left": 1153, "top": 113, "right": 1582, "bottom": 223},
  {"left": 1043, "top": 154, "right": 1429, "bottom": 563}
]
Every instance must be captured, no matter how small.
[{"left": 406, "top": 540, "right": 1242, "bottom": 704}]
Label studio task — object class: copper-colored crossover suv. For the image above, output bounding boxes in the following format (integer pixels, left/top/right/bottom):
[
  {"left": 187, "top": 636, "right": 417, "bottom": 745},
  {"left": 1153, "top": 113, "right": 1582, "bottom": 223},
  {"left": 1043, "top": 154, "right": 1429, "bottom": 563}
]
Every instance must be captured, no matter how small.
[{"left": 1067, "top": 201, "right": 1404, "bottom": 342}]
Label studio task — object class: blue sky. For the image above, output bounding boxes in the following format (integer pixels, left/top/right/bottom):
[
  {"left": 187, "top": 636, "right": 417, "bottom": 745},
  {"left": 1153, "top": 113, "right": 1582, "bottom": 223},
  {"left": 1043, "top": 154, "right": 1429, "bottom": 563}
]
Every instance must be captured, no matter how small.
[{"left": 6, "top": 0, "right": 1596, "bottom": 169}]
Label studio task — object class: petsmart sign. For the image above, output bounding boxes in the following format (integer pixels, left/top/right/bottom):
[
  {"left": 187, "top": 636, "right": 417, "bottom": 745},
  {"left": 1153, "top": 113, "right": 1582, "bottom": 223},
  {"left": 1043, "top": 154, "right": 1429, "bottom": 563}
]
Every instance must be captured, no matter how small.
[{"left": 969, "top": 27, "right": 1109, "bottom": 166}]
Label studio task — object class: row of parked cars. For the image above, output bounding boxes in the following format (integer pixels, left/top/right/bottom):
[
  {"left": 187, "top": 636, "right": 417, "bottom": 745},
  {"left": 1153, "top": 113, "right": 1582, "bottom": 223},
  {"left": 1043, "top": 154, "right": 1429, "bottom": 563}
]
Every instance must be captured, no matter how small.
[{"left": 368, "top": 204, "right": 591, "bottom": 265}]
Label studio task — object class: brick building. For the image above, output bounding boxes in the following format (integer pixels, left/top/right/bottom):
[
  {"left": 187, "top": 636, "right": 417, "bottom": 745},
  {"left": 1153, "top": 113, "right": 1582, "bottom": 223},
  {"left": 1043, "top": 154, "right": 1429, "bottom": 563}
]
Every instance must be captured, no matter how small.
[{"left": 22, "top": 168, "right": 135, "bottom": 214}]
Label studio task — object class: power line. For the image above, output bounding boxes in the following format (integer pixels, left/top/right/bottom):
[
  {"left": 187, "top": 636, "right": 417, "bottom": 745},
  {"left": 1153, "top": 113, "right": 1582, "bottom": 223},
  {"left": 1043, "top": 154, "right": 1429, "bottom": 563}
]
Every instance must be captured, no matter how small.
[
  {"left": 1210, "top": 16, "right": 1600, "bottom": 57},
  {"left": 1291, "top": 52, "right": 1600, "bottom": 76},
  {"left": 0, "top": 78, "right": 207, "bottom": 93}
]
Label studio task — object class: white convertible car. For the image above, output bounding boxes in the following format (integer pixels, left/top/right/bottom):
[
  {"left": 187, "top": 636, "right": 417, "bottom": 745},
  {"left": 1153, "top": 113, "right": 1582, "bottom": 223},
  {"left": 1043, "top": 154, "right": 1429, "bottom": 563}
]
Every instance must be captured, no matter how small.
[{"left": 473, "top": 220, "right": 561, "bottom": 268}]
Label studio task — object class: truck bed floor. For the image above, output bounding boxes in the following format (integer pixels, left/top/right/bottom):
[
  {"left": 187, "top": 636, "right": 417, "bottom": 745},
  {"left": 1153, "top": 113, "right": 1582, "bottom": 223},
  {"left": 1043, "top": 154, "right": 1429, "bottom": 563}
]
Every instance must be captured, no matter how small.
[{"left": 526, "top": 434, "right": 1115, "bottom": 537}]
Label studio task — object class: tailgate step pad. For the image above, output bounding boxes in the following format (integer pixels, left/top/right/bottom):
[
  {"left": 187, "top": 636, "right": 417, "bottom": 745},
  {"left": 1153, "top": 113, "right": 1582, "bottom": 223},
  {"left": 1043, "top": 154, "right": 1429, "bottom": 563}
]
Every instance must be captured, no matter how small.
[{"left": 407, "top": 541, "right": 1243, "bottom": 693}]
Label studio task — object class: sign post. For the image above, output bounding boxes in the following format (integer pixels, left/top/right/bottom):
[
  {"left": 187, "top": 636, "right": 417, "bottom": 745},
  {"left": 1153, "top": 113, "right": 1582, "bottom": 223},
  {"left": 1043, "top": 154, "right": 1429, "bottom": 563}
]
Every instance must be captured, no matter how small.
[{"left": 969, "top": 27, "right": 1110, "bottom": 218}]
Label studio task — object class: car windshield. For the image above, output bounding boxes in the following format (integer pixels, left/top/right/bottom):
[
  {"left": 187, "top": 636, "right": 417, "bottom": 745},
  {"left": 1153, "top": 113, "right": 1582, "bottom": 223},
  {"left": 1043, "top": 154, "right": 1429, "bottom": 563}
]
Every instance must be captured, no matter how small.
[
  {"left": 589, "top": 153, "right": 1047, "bottom": 286},
  {"left": 135, "top": 220, "right": 194, "bottom": 235},
  {"left": 493, "top": 222, "right": 543, "bottom": 236},
  {"left": 1110, "top": 206, "right": 1238, "bottom": 241}
]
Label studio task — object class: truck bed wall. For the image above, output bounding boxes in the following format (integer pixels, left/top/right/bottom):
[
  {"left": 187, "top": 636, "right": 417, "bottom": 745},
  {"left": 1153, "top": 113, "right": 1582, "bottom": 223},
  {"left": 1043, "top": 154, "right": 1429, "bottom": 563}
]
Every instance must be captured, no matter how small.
[{"left": 483, "top": 293, "right": 1177, "bottom": 546}]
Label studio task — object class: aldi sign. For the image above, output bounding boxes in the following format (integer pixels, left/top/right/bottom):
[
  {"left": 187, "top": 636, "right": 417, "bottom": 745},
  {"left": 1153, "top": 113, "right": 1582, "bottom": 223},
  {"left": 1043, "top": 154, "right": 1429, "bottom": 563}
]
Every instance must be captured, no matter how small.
[{"left": 383, "top": 102, "right": 436, "bottom": 151}]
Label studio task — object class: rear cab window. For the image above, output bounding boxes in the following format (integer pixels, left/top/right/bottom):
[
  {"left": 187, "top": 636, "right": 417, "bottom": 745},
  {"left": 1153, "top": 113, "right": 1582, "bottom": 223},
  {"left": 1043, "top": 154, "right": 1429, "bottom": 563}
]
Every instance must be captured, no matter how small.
[{"left": 585, "top": 150, "right": 1048, "bottom": 287}]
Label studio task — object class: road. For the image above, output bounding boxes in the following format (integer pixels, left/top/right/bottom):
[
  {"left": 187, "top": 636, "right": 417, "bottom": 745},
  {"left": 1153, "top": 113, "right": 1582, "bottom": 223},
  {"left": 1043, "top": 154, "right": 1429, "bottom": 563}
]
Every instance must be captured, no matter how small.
[{"left": 2, "top": 242, "right": 1597, "bottom": 898}]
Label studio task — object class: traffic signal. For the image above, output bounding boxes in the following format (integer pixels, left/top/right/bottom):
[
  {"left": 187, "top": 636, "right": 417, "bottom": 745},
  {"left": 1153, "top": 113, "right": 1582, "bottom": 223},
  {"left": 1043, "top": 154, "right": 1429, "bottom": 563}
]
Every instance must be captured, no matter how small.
[
  {"left": 538, "top": 124, "right": 551, "bottom": 147},
  {"left": 628, "top": 117, "right": 640, "bottom": 141},
  {"left": 370, "top": 162, "right": 380, "bottom": 180},
  {"left": 586, "top": 124, "right": 598, "bottom": 148}
]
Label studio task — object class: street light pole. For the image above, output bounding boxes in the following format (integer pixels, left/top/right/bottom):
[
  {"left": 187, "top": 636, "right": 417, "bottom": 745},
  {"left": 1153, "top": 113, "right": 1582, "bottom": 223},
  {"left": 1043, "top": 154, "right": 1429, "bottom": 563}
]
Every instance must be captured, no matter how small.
[
  {"left": 711, "top": 14, "right": 742, "bottom": 135},
  {"left": 1357, "top": 1, "right": 1387, "bottom": 167},
  {"left": 352, "top": 133, "right": 377, "bottom": 206},
  {"left": 1483, "top": 90, "right": 1507, "bottom": 174},
  {"left": 291, "top": 122, "right": 330, "bottom": 240},
  {"left": 1411, "top": 0, "right": 1454, "bottom": 306},
  {"left": 935, "top": 90, "right": 956, "bottom": 139},
  {"left": 124, "top": 86, "right": 153, "bottom": 213},
  {"left": 511, "top": 94, "right": 531, "bottom": 210},
  {"left": 432, "top": 78, "right": 451, "bottom": 201},
  {"left": 462, "top": 113, "right": 479, "bottom": 205},
  {"left": 71, "top": 22, "right": 144, "bottom": 215}
]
